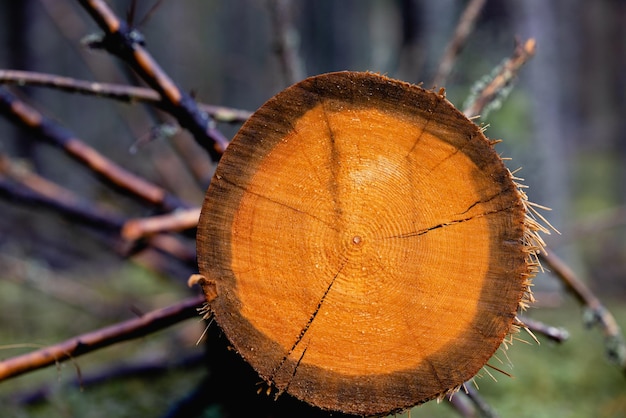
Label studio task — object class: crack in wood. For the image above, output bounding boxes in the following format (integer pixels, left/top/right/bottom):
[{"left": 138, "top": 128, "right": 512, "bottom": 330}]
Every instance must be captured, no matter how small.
[
  {"left": 386, "top": 206, "right": 514, "bottom": 239},
  {"left": 269, "top": 258, "right": 347, "bottom": 386}
]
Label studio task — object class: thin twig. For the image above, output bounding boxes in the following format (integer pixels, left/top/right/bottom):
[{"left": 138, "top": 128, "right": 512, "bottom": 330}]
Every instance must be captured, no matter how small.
[
  {"left": 0, "top": 88, "right": 188, "bottom": 211},
  {"left": 0, "top": 155, "right": 195, "bottom": 265},
  {"left": 77, "top": 0, "right": 229, "bottom": 160},
  {"left": 432, "top": 0, "right": 487, "bottom": 87},
  {"left": 540, "top": 251, "right": 626, "bottom": 373},
  {"left": 517, "top": 317, "right": 570, "bottom": 344},
  {"left": 463, "top": 38, "right": 536, "bottom": 119},
  {"left": 0, "top": 69, "right": 252, "bottom": 123},
  {"left": 122, "top": 208, "right": 200, "bottom": 240},
  {"left": 447, "top": 392, "right": 477, "bottom": 418},
  {"left": 267, "top": 0, "right": 305, "bottom": 85},
  {"left": 464, "top": 384, "right": 500, "bottom": 418},
  {"left": 0, "top": 295, "right": 205, "bottom": 381},
  {"left": 9, "top": 351, "right": 205, "bottom": 405}
]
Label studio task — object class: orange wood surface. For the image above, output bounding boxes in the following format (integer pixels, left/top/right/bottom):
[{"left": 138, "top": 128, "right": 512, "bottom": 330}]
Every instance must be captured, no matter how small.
[{"left": 197, "top": 71, "right": 531, "bottom": 415}]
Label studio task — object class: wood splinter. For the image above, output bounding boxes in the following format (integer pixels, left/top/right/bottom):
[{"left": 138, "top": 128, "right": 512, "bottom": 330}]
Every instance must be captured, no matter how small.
[{"left": 196, "top": 71, "right": 545, "bottom": 416}]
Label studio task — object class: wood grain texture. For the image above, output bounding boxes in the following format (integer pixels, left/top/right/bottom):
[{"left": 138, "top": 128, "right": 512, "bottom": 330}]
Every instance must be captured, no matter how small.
[{"left": 197, "top": 71, "right": 529, "bottom": 415}]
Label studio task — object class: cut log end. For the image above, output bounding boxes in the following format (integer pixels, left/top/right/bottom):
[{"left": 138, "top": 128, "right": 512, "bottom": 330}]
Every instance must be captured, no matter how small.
[{"left": 196, "top": 71, "right": 543, "bottom": 416}]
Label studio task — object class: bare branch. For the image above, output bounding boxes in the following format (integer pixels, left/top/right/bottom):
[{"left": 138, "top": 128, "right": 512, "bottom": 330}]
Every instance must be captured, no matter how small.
[
  {"left": 432, "top": 0, "right": 487, "bottom": 87},
  {"left": 9, "top": 352, "right": 204, "bottom": 406},
  {"left": 463, "top": 38, "right": 536, "bottom": 119},
  {"left": 0, "top": 295, "right": 205, "bottom": 382},
  {"left": 540, "top": 251, "right": 626, "bottom": 372},
  {"left": 77, "top": 0, "right": 229, "bottom": 159},
  {"left": 0, "top": 69, "right": 252, "bottom": 123},
  {"left": 122, "top": 208, "right": 200, "bottom": 240},
  {"left": 0, "top": 88, "right": 187, "bottom": 211},
  {"left": 518, "top": 317, "right": 570, "bottom": 344}
]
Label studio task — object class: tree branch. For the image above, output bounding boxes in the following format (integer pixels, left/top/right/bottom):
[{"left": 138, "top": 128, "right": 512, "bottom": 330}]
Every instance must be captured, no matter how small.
[
  {"left": 463, "top": 38, "right": 536, "bottom": 119},
  {"left": 0, "top": 295, "right": 205, "bottom": 381},
  {"left": 122, "top": 208, "right": 200, "bottom": 241},
  {"left": 77, "top": 0, "right": 229, "bottom": 160},
  {"left": 0, "top": 88, "right": 188, "bottom": 211},
  {"left": 540, "top": 251, "right": 626, "bottom": 373},
  {"left": 0, "top": 69, "right": 252, "bottom": 123},
  {"left": 432, "top": 0, "right": 487, "bottom": 87}
]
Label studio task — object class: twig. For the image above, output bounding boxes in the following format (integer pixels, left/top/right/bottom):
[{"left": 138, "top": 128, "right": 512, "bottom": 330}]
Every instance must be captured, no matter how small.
[
  {"left": 8, "top": 351, "right": 205, "bottom": 405},
  {"left": 464, "top": 384, "right": 499, "bottom": 418},
  {"left": 0, "top": 295, "right": 205, "bottom": 381},
  {"left": 77, "top": 0, "right": 229, "bottom": 160},
  {"left": 432, "top": 0, "right": 487, "bottom": 87},
  {"left": 0, "top": 69, "right": 252, "bottom": 123},
  {"left": 447, "top": 392, "right": 477, "bottom": 418},
  {"left": 267, "top": 0, "right": 305, "bottom": 85},
  {"left": 540, "top": 251, "right": 626, "bottom": 373},
  {"left": 0, "top": 156, "right": 195, "bottom": 265},
  {"left": 0, "top": 157, "right": 125, "bottom": 232},
  {"left": 0, "top": 88, "right": 188, "bottom": 211},
  {"left": 518, "top": 317, "right": 569, "bottom": 344},
  {"left": 463, "top": 38, "right": 536, "bottom": 119},
  {"left": 122, "top": 208, "right": 200, "bottom": 240}
]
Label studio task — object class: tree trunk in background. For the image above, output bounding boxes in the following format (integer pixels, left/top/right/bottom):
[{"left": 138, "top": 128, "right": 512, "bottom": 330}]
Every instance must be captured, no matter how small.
[
  {"left": 6, "top": 0, "right": 38, "bottom": 167},
  {"left": 512, "top": 0, "right": 575, "bottom": 292}
]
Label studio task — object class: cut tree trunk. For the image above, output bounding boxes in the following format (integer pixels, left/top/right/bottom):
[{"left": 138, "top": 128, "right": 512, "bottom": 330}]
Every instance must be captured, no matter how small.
[{"left": 196, "top": 71, "right": 535, "bottom": 416}]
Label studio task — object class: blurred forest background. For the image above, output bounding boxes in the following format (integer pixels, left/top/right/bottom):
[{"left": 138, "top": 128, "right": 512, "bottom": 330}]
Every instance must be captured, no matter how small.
[{"left": 0, "top": 0, "right": 625, "bottom": 417}]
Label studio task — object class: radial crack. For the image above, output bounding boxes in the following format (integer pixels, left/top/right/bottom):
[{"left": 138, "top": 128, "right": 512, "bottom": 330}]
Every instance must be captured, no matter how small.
[
  {"left": 387, "top": 206, "right": 514, "bottom": 239},
  {"left": 270, "top": 259, "right": 346, "bottom": 383}
]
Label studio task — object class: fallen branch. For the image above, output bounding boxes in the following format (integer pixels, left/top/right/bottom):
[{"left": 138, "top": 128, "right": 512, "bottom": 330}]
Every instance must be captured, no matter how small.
[
  {"left": 122, "top": 208, "right": 201, "bottom": 241},
  {"left": 0, "top": 88, "right": 188, "bottom": 211},
  {"left": 518, "top": 317, "right": 569, "bottom": 344},
  {"left": 8, "top": 351, "right": 205, "bottom": 405},
  {"left": 0, "top": 69, "right": 252, "bottom": 123},
  {"left": 0, "top": 295, "right": 205, "bottom": 381},
  {"left": 77, "top": 0, "right": 229, "bottom": 160},
  {"left": 540, "top": 251, "right": 626, "bottom": 373},
  {"left": 0, "top": 155, "right": 195, "bottom": 265}
]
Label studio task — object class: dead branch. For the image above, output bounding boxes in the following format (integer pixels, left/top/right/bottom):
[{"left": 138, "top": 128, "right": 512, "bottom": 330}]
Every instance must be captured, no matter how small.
[
  {"left": 0, "top": 88, "right": 188, "bottom": 211},
  {"left": 432, "top": 0, "right": 487, "bottom": 87},
  {"left": 540, "top": 251, "right": 626, "bottom": 372},
  {"left": 0, "top": 158, "right": 125, "bottom": 232},
  {"left": 463, "top": 38, "right": 536, "bottom": 119},
  {"left": 518, "top": 317, "right": 570, "bottom": 344},
  {"left": 268, "top": 0, "right": 305, "bottom": 86},
  {"left": 77, "top": 0, "right": 229, "bottom": 160},
  {"left": 464, "top": 384, "right": 499, "bottom": 418},
  {"left": 0, "top": 155, "right": 195, "bottom": 266},
  {"left": 0, "top": 295, "right": 205, "bottom": 382},
  {"left": 122, "top": 208, "right": 200, "bottom": 241},
  {"left": 0, "top": 69, "right": 252, "bottom": 123}
]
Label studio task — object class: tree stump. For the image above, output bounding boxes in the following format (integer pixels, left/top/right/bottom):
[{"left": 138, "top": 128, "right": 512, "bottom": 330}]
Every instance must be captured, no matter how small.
[{"left": 196, "top": 71, "right": 536, "bottom": 416}]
